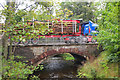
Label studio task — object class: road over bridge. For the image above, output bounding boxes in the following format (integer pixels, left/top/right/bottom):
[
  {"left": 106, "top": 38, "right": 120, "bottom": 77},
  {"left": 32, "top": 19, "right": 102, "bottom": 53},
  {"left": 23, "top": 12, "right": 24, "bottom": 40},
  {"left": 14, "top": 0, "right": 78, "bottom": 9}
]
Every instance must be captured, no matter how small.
[{"left": 14, "top": 43, "right": 102, "bottom": 66}]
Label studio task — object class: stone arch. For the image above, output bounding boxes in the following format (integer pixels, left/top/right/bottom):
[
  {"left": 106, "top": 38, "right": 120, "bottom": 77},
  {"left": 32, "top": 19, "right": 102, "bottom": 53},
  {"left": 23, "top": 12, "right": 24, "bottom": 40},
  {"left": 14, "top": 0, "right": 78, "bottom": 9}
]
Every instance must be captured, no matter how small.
[{"left": 30, "top": 48, "right": 95, "bottom": 66}]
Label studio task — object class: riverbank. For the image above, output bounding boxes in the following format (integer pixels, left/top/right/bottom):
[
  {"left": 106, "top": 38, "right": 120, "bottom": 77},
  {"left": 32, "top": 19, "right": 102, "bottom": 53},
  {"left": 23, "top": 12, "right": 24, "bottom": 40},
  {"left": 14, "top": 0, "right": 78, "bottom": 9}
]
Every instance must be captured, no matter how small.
[{"left": 77, "top": 51, "right": 119, "bottom": 78}]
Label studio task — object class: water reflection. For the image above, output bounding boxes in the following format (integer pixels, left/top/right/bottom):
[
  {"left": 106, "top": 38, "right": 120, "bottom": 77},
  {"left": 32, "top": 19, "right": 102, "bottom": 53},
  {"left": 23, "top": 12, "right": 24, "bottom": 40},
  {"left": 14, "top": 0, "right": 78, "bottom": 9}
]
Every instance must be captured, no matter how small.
[{"left": 34, "top": 57, "right": 82, "bottom": 78}]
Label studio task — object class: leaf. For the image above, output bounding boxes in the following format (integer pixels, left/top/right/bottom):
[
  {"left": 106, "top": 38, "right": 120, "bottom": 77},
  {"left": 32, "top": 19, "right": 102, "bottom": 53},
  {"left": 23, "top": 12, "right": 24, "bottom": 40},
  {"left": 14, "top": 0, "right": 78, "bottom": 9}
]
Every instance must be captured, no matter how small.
[
  {"left": 18, "top": 30, "right": 21, "bottom": 34},
  {"left": 14, "top": 31, "right": 17, "bottom": 35},
  {"left": 16, "top": 24, "right": 19, "bottom": 27}
]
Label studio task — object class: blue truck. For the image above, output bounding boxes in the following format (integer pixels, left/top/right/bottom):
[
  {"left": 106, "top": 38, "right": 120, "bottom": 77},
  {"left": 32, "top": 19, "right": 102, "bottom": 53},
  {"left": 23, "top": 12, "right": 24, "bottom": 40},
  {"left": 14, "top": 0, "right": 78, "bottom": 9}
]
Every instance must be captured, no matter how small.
[{"left": 64, "top": 20, "right": 99, "bottom": 44}]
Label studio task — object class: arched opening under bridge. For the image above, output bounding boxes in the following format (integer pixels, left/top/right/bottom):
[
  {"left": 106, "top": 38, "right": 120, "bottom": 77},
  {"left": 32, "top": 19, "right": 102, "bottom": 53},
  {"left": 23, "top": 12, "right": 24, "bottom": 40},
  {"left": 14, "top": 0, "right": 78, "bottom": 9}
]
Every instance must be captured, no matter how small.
[{"left": 29, "top": 48, "right": 94, "bottom": 66}]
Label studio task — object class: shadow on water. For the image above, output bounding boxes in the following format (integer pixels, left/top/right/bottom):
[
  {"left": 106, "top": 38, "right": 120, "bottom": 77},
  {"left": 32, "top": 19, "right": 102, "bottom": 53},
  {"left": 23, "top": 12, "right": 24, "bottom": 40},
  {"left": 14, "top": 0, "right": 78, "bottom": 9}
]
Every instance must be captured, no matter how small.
[{"left": 32, "top": 54, "right": 87, "bottom": 79}]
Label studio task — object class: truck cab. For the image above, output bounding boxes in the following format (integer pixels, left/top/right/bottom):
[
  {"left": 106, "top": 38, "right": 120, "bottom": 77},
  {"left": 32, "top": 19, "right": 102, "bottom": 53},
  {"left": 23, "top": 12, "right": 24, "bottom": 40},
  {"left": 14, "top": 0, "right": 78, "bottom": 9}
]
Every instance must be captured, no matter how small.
[
  {"left": 64, "top": 21, "right": 99, "bottom": 44},
  {"left": 83, "top": 21, "right": 99, "bottom": 36}
]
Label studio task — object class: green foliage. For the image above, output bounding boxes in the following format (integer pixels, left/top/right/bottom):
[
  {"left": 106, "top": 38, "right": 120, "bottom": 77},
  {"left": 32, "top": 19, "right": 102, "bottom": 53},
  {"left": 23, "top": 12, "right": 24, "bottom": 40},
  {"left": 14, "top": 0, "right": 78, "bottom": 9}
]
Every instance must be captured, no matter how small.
[
  {"left": 60, "top": 2, "right": 96, "bottom": 21},
  {"left": 1, "top": 55, "right": 43, "bottom": 79},
  {"left": 95, "top": 2, "right": 119, "bottom": 63},
  {"left": 1, "top": 1, "right": 72, "bottom": 75},
  {"left": 1, "top": 1, "right": 72, "bottom": 79},
  {"left": 1, "top": 14, "right": 51, "bottom": 43},
  {"left": 65, "top": 57, "right": 75, "bottom": 61},
  {"left": 77, "top": 51, "right": 119, "bottom": 78},
  {"left": 59, "top": 53, "right": 75, "bottom": 61},
  {"left": 56, "top": 8, "right": 73, "bottom": 20},
  {"left": 77, "top": 70, "right": 91, "bottom": 78},
  {"left": 77, "top": 67, "right": 97, "bottom": 78},
  {"left": 0, "top": 1, "right": 73, "bottom": 44}
]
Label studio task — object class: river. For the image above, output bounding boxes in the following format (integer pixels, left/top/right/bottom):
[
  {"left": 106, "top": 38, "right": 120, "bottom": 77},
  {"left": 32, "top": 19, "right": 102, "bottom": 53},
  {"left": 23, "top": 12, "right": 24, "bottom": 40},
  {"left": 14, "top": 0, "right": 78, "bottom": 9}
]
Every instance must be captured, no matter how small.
[{"left": 33, "top": 56, "right": 84, "bottom": 79}]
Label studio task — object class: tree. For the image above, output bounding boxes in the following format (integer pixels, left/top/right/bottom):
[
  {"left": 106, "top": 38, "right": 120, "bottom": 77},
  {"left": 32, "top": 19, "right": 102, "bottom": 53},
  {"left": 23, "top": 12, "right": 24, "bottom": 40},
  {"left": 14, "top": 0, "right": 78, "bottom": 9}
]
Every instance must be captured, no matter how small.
[
  {"left": 1, "top": 0, "right": 73, "bottom": 59},
  {"left": 0, "top": 0, "right": 73, "bottom": 79},
  {"left": 95, "top": 2, "right": 119, "bottom": 63},
  {"left": 60, "top": 2, "right": 96, "bottom": 21},
  {"left": 0, "top": 1, "right": 55, "bottom": 79},
  {"left": 0, "top": 1, "right": 54, "bottom": 59}
]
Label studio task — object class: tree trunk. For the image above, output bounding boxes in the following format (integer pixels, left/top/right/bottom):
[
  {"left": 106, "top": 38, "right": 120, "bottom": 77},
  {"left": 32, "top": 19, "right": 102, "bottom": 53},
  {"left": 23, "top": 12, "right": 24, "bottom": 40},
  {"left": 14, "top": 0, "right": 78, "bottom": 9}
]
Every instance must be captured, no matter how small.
[
  {"left": 2, "top": 32, "right": 8, "bottom": 59},
  {"left": 9, "top": 35, "right": 13, "bottom": 57},
  {"left": 4, "top": 1, "right": 15, "bottom": 59}
]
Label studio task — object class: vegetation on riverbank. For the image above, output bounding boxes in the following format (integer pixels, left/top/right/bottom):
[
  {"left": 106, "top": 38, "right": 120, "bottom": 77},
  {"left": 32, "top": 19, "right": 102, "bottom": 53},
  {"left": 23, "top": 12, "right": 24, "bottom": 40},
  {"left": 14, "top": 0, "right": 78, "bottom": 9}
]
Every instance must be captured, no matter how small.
[
  {"left": 77, "top": 2, "right": 119, "bottom": 79},
  {"left": 77, "top": 51, "right": 119, "bottom": 78},
  {"left": 59, "top": 53, "right": 75, "bottom": 61},
  {"left": 0, "top": 55, "right": 44, "bottom": 79}
]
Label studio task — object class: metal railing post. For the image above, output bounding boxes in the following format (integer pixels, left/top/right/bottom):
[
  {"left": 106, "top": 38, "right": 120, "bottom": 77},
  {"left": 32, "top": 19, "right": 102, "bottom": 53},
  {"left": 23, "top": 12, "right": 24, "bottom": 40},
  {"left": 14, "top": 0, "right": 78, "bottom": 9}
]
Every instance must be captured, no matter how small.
[
  {"left": 61, "top": 21, "right": 63, "bottom": 34},
  {"left": 72, "top": 21, "right": 74, "bottom": 33},
  {"left": 75, "top": 21, "right": 76, "bottom": 33}
]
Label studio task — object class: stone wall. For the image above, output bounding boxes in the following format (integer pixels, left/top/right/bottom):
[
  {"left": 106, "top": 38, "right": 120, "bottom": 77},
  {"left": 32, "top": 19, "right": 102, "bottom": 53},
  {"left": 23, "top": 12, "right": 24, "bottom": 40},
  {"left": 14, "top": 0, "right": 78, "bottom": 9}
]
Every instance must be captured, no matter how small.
[{"left": 14, "top": 44, "right": 102, "bottom": 66}]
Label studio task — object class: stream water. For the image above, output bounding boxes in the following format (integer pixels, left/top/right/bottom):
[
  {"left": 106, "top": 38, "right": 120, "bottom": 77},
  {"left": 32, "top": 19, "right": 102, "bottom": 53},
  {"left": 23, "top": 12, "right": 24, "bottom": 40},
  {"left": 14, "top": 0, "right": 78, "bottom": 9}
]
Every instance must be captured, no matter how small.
[{"left": 33, "top": 56, "right": 83, "bottom": 79}]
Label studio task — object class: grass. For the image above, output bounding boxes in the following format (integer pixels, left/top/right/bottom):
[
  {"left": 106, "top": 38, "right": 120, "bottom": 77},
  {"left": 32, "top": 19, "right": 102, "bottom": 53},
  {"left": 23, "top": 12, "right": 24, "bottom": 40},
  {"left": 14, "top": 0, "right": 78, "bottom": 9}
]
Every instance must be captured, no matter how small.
[{"left": 77, "top": 51, "right": 119, "bottom": 78}]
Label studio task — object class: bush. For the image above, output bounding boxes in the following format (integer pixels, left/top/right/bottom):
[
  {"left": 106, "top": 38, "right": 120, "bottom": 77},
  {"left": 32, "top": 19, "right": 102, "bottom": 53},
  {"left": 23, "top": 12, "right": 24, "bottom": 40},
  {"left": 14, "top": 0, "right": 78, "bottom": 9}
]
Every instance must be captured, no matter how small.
[
  {"left": 0, "top": 55, "right": 43, "bottom": 79},
  {"left": 95, "top": 2, "right": 119, "bottom": 63},
  {"left": 77, "top": 51, "right": 119, "bottom": 78}
]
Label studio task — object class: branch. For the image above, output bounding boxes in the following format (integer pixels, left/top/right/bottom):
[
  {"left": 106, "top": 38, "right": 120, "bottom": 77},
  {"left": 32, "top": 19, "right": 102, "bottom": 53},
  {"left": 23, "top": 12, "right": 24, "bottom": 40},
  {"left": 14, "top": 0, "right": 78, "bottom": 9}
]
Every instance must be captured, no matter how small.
[
  {"left": 22, "top": 2, "right": 38, "bottom": 11},
  {"left": 15, "top": 2, "right": 21, "bottom": 10},
  {"left": 29, "top": 5, "right": 37, "bottom": 12},
  {"left": 0, "top": 3, "right": 5, "bottom": 9}
]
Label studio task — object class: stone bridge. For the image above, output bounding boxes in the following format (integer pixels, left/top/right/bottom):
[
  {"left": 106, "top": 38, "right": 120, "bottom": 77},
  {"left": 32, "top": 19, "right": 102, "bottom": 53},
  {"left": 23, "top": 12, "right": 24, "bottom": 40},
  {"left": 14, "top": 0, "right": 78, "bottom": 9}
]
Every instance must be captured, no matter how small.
[{"left": 14, "top": 43, "right": 102, "bottom": 66}]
